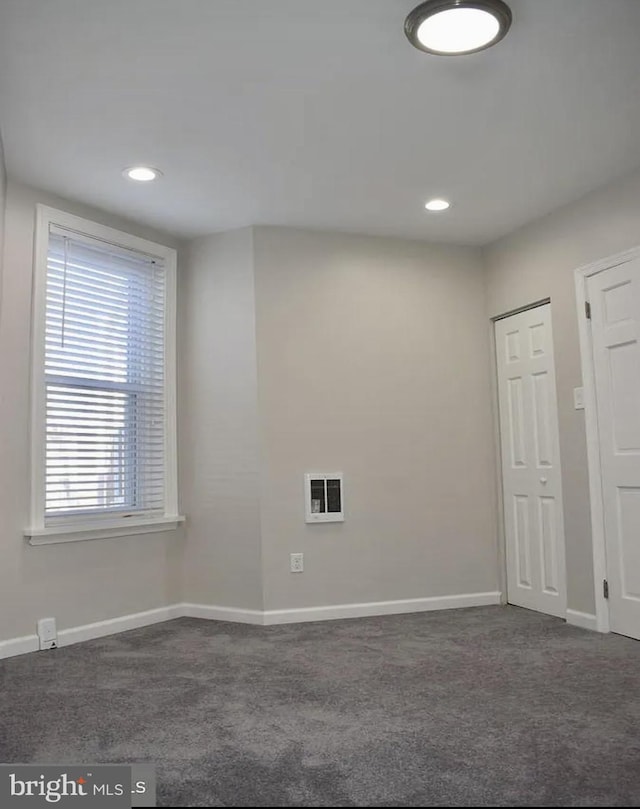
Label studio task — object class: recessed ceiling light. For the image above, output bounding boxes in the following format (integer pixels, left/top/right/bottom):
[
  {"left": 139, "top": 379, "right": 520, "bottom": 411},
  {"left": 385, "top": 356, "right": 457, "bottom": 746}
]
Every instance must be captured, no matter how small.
[
  {"left": 425, "top": 198, "right": 451, "bottom": 212},
  {"left": 405, "top": 0, "right": 512, "bottom": 56},
  {"left": 123, "top": 166, "right": 162, "bottom": 182}
]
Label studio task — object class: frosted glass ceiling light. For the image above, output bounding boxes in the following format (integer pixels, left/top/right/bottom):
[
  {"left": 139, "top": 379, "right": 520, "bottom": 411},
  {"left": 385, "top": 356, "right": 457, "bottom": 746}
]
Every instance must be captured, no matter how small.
[
  {"left": 123, "top": 166, "right": 162, "bottom": 182},
  {"left": 425, "top": 198, "right": 451, "bottom": 211},
  {"left": 405, "top": 0, "right": 512, "bottom": 55}
]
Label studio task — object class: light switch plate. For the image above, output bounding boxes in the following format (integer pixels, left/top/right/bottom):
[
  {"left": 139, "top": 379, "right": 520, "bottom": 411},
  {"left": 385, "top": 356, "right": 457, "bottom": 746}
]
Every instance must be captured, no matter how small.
[{"left": 574, "top": 387, "right": 585, "bottom": 410}]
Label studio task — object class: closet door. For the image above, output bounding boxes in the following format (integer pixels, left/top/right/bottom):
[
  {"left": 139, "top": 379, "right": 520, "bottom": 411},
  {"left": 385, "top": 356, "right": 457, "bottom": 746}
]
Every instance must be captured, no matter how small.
[{"left": 495, "top": 304, "right": 567, "bottom": 617}]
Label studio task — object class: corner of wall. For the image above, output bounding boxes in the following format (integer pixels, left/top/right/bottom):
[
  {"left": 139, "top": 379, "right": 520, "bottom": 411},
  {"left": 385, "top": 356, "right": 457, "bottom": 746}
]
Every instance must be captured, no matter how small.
[
  {"left": 0, "top": 124, "right": 7, "bottom": 318},
  {"left": 480, "top": 167, "right": 640, "bottom": 617},
  {"left": 178, "top": 226, "right": 264, "bottom": 613}
]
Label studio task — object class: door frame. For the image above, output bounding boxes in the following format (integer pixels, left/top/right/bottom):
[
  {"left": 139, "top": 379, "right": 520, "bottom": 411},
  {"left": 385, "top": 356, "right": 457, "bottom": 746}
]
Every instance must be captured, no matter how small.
[
  {"left": 574, "top": 245, "right": 640, "bottom": 634},
  {"left": 490, "top": 298, "right": 569, "bottom": 616}
]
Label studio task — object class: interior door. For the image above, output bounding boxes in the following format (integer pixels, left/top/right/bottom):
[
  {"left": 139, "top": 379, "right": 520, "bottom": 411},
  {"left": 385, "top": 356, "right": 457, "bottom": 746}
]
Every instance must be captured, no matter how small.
[
  {"left": 495, "top": 304, "right": 567, "bottom": 617},
  {"left": 588, "top": 257, "right": 640, "bottom": 640}
]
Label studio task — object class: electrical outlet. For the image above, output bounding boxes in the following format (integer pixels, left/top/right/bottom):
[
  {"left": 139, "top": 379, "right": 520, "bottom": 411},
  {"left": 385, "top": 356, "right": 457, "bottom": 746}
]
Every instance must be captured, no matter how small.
[
  {"left": 290, "top": 553, "right": 304, "bottom": 573},
  {"left": 37, "top": 617, "right": 57, "bottom": 651}
]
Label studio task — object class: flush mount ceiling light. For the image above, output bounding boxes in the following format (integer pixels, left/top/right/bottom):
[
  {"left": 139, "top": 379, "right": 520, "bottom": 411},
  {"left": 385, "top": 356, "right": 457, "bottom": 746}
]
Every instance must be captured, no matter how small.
[
  {"left": 405, "top": 0, "right": 512, "bottom": 56},
  {"left": 425, "top": 198, "right": 451, "bottom": 211},
  {"left": 123, "top": 166, "right": 163, "bottom": 182}
]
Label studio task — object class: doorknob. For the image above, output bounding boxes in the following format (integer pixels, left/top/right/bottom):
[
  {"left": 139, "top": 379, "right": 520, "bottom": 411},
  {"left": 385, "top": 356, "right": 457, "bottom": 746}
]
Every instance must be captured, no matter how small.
[{"left": 540, "top": 477, "right": 548, "bottom": 484}]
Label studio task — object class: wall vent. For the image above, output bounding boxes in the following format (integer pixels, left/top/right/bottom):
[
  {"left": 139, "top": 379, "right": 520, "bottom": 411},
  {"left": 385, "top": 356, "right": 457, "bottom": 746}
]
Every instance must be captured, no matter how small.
[{"left": 304, "top": 473, "right": 344, "bottom": 523}]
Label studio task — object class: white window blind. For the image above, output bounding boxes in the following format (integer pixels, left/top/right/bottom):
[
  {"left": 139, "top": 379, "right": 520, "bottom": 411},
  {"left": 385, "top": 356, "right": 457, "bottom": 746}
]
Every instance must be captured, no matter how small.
[{"left": 45, "top": 227, "right": 166, "bottom": 521}]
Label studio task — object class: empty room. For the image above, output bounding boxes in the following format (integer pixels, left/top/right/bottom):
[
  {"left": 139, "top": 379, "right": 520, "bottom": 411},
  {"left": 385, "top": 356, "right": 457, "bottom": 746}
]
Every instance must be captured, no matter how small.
[{"left": 1, "top": 0, "right": 640, "bottom": 806}]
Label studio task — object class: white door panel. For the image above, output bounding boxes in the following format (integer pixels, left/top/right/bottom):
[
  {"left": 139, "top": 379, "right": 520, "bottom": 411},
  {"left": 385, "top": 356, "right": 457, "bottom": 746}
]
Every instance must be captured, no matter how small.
[
  {"left": 588, "top": 257, "right": 640, "bottom": 639},
  {"left": 495, "top": 305, "right": 567, "bottom": 617}
]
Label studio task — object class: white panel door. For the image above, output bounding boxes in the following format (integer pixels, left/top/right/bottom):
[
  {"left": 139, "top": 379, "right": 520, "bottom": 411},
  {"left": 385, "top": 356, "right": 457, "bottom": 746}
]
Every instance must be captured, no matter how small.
[
  {"left": 588, "top": 257, "right": 640, "bottom": 640},
  {"left": 495, "top": 304, "right": 567, "bottom": 617}
]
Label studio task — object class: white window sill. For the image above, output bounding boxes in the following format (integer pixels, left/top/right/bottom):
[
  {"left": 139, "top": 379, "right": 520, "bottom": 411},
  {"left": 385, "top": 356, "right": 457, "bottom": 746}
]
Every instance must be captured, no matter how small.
[{"left": 24, "top": 515, "right": 186, "bottom": 545}]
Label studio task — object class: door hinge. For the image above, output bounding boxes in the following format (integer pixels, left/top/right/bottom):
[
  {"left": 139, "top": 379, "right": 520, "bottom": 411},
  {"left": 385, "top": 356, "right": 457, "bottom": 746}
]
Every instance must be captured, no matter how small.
[
  {"left": 603, "top": 579, "right": 609, "bottom": 599},
  {"left": 585, "top": 300, "right": 592, "bottom": 319}
]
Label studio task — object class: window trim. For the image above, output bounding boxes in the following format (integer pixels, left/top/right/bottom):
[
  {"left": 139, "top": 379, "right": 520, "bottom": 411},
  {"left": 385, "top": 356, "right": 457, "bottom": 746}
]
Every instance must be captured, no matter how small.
[{"left": 25, "top": 205, "right": 183, "bottom": 544}]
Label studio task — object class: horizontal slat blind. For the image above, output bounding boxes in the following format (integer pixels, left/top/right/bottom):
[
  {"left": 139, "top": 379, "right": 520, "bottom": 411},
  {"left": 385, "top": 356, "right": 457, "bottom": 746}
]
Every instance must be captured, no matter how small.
[{"left": 45, "top": 229, "right": 166, "bottom": 519}]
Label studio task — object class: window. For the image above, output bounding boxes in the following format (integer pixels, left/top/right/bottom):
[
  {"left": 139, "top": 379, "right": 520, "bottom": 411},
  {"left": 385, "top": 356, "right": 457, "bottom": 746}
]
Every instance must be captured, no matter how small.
[{"left": 26, "top": 207, "right": 182, "bottom": 544}]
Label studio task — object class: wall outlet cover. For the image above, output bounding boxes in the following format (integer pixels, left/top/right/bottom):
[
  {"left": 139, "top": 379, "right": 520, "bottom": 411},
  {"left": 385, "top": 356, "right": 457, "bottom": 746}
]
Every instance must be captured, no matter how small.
[
  {"left": 37, "top": 617, "right": 57, "bottom": 650},
  {"left": 290, "top": 553, "right": 304, "bottom": 573}
]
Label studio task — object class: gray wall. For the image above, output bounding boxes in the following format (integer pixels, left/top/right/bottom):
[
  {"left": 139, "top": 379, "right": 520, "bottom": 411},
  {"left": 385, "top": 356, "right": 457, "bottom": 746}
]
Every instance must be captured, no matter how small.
[
  {"left": 3, "top": 192, "right": 501, "bottom": 637},
  {"left": 179, "top": 229, "right": 263, "bottom": 610},
  {"left": 253, "top": 227, "right": 499, "bottom": 610},
  {"left": 483, "top": 165, "right": 640, "bottom": 616},
  {"left": 0, "top": 129, "right": 6, "bottom": 315},
  {"left": 0, "top": 181, "right": 183, "bottom": 642},
  {"left": 9, "top": 161, "right": 637, "bottom": 635}
]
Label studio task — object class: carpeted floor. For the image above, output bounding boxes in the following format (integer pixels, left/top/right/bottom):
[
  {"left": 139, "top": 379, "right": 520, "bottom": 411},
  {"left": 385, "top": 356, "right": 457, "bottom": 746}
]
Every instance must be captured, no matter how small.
[{"left": 1, "top": 605, "right": 640, "bottom": 806}]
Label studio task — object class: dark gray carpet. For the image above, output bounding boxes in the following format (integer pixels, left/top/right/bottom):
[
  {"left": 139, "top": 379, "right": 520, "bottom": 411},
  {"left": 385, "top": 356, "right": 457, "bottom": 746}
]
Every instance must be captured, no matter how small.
[{"left": 1, "top": 605, "right": 640, "bottom": 806}]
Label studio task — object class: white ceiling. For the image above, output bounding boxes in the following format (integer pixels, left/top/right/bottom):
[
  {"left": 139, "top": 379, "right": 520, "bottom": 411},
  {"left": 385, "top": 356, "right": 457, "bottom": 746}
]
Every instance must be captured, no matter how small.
[{"left": 1, "top": 0, "right": 640, "bottom": 245}]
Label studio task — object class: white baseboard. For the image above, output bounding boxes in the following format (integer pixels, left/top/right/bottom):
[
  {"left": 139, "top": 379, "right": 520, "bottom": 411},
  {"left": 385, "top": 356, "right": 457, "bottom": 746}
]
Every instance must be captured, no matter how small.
[
  {"left": 0, "top": 604, "right": 183, "bottom": 661},
  {"left": 181, "top": 592, "right": 502, "bottom": 627},
  {"left": 57, "top": 604, "right": 184, "bottom": 647},
  {"left": 0, "top": 592, "right": 502, "bottom": 660},
  {"left": 262, "top": 591, "right": 502, "bottom": 625},
  {"left": 566, "top": 609, "right": 598, "bottom": 632},
  {"left": 0, "top": 634, "right": 40, "bottom": 661},
  {"left": 180, "top": 603, "right": 265, "bottom": 625}
]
